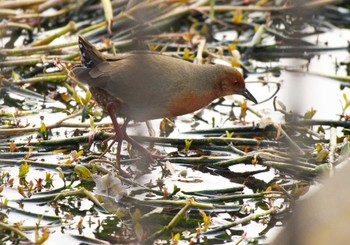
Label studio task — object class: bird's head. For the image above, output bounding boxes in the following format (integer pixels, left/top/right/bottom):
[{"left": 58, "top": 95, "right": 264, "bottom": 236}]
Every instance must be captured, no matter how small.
[{"left": 218, "top": 66, "right": 258, "bottom": 104}]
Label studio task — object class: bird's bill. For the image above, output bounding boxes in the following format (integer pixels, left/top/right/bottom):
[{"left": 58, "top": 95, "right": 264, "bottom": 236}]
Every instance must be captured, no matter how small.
[{"left": 240, "top": 88, "right": 258, "bottom": 104}]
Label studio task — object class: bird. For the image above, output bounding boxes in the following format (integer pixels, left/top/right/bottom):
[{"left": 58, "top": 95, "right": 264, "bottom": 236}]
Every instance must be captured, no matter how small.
[{"left": 72, "top": 35, "right": 257, "bottom": 170}]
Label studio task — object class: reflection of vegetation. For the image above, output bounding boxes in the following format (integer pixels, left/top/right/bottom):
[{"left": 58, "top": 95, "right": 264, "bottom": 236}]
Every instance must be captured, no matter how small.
[{"left": 0, "top": 0, "right": 350, "bottom": 244}]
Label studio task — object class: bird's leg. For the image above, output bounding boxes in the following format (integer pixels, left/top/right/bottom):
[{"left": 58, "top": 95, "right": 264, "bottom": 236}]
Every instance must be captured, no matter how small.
[
  {"left": 120, "top": 119, "right": 165, "bottom": 162},
  {"left": 100, "top": 103, "right": 165, "bottom": 167},
  {"left": 145, "top": 120, "right": 155, "bottom": 137},
  {"left": 100, "top": 137, "right": 116, "bottom": 158},
  {"left": 102, "top": 135, "right": 116, "bottom": 145},
  {"left": 100, "top": 102, "right": 124, "bottom": 170},
  {"left": 123, "top": 133, "right": 155, "bottom": 162}
]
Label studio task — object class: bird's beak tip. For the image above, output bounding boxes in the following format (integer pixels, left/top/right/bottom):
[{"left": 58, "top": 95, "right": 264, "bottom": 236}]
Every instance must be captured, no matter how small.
[{"left": 240, "top": 88, "right": 258, "bottom": 104}]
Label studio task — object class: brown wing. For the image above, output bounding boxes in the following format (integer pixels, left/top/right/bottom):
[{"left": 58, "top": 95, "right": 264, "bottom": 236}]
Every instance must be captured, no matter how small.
[{"left": 97, "top": 54, "right": 217, "bottom": 120}]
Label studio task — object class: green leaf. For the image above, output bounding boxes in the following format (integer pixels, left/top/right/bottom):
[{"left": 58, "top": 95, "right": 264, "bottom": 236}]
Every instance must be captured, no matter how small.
[
  {"left": 199, "top": 209, "right": 210, "bottom": 231},
  {"left": 304, "top": 107, "right": 316, "bottom": 119},
  {"left": 225, "top": 131, "right": 234, "bottom": 138},
  {"left": 173, "top": 233, "right": 180, "bottom": 242},
  {"left": 82, "top": 90, "right": 92, "bottom": 105},
  {"left": 317, "top": 126, "right": 325, "bottom": 134},
  {"left": 182, "top": 48, "right": 195, "bottom": 60},
  {"left": 73, "top": 89, "right": 83, "bottom": 105},
  {"left": 74, "top": 165, "right": 92, "bottom": 179},
  {"left": 89, "top": 114, "right": 95, "bottom": 129},
  {"left": 342, "top": 93, "right": 350, "bottom": 113},
  {"left": 170, "top": 185, "right": 181, "bottom": 197},
  {"left": 184, "top": 139, "right": 192, "bottom": 155},
  {"left": 40, "top": 122, "right": 46, "bottom": 133},
  {"left": 19, "top": 162, "right": 30, "bottom": 177},
  {"left": 315, "top": 143, "right": 322, "bottom": 152}
]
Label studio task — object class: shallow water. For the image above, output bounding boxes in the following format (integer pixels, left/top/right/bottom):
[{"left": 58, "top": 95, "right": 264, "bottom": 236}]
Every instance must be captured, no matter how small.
[{"left": 1, "top": 16, "right": 350, "bottom": 245}]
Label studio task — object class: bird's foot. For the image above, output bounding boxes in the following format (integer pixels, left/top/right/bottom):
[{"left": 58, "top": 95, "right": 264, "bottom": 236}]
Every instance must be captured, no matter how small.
[
  {"left": 142, "top": 151, "right": 166, "bottom": 163},
  {"left": 99, "top": 132, "right": 125, "bottom": 159},
  {"left": 149, "top": 151, "right": 167, "bottom": 161},
  {"left": 128, "top": 141, "right": 167, "bottom": 163},
  {"left": 101, "top": 135, "right": 116, "bottom": 145},
  {"left": 99, "top": 138, "right": 117, "bottom": 158}
]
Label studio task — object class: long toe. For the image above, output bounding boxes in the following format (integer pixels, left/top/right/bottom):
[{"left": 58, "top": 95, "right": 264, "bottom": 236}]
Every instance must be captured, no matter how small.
[
  {"left": 141, "top": 149, "right": 168, "bottom": 163},
  {"left": 151, "top": 152, "right": 167, "bottom": 160}
]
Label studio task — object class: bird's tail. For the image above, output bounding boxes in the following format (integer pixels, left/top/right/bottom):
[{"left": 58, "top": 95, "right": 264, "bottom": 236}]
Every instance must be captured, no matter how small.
[{"left": 78, "top": 35, "right": 106, "bottom": 68}]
